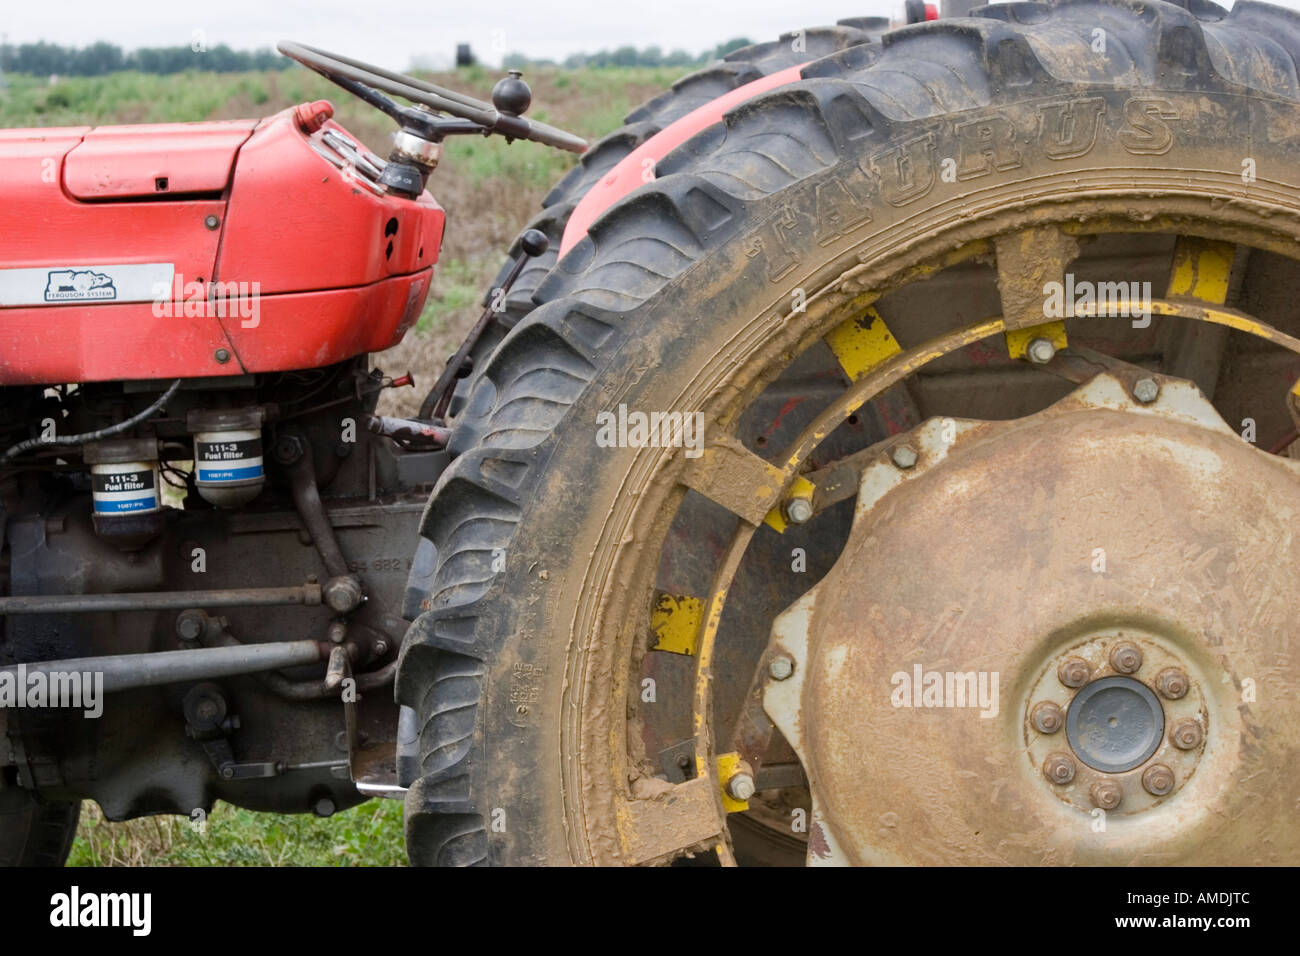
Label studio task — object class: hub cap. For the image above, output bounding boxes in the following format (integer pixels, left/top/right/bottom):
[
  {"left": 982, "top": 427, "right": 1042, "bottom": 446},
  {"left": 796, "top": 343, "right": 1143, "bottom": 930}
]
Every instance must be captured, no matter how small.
[{"left": 1067, "top": 676, "right": 1164, "bottom": 773}]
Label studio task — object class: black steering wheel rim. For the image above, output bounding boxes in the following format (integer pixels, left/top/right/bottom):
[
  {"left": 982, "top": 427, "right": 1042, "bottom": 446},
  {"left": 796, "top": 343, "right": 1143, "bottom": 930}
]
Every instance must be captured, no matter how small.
[{"left": 276, "top": 40, "right": 587, "bottom": 154}]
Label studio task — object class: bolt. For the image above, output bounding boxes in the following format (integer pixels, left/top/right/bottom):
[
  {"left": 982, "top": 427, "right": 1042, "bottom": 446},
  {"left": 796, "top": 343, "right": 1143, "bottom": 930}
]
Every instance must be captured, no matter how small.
[
  {"left": 313, "top": 796, "right": 337, "bottom": 818},
  {"left": 769, "top": 655, "right": 794, "bottom": 681},
  {"left": 1155, "top": 667, "right": 1189, "bottom": 700},
  {"left": 1026, "top": 337, "right": 1056, "bottom": 365},
  {"left": 1058, "top": 657, "right": 1092, "bottom": 688},
  {"left": 1090, "top": 780, "right": 1123, "bottom": 810},
  {"left": 784, "top": 497, "right": 814, "bottom": 524},
  {"left": 1043, "top": 752, "right": 1076, "bottom": 785},
  {"left": 372, "top": 639, "right": 389, "bottom": 658},
  {"left": 1110, "top": 642, "right": 1143, "bottom": 674},
  {"left": 175, "top": 609, "right": 207, "bottom": 642},
  {"left": 1133, "top": 378, "right": 1160, "bottom": 404},
  {"left": 220, "top": 766, "right": 235, "bottom": 779},
  {"left": 214, "top": 348, "right": 231, "bottom": 364},
  {"left": 726, "top": 772, "right": 756, "bottom": 802},
  {"left": 1171, "top": 718, "right": 1203, "bottom": 751},
  {"left": 1030, "top": 700, "right": 1064, "bottom": 734},
  {"left": 273, "top": 434, "right": 305, "bottom": 465},
  {"left": 891, "top": 445, "right": 918, "bottom": 469},
  {"left": 1142, "top": 763, "right": 1175, "bottom": 796},
  {"left": 324, "top": 575, "right": 364, "bottom": 613},
  {"left": 204, "top": 214, "right": 221, "bottom": 230}
]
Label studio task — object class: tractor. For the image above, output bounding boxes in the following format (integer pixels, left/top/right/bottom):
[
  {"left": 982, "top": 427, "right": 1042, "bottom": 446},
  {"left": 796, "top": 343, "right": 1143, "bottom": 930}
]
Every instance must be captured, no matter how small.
[{"left": 2, "top": 1, "right": 1298, "bottom": 866}]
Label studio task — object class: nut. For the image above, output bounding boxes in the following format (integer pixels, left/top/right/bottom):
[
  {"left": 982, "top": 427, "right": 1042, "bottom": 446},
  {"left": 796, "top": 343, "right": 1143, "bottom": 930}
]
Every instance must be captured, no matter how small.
[
  {"left": 1133, "top": 378, "right": 1160, "bottom": 404},
  {"left": 1058, "top": 657, "right": 1091, "bottom": 688},
  {"left": 769, "top": 655, "right": 795, "bottom": 681},
  {"left": 1142, "top": 763, "right": 1175, "bottom": 796},
  {"left": 1090, "top": 780, "right": 1123, "bottom": 810},
  {"left": 1030, "top": 701, "right": 1064, "bottom": 734},
  {"left": 1155, "top": 667, "right": 1189, "bottom": 700},
  {"left": 324, "top": 574, "right": 365, "bottom": 614},
  {"left": 891, "top": 445, "right": 918, "bottom": 469},
  {"left": 1026, "top": 337, "right": 1056, "bottom": 365},
  {"left": 1109, "top": 642, "right": 1143, "bottom": 674},
  {"left": 1171, "top": 718, "right": 1203, "bottom": 751},
  {"left": 1043, "top": 752, "right": 1076, "bottom": 785},
  {"left": 726, "top": 772, "right": 756, "bottom": 802},
  {"left": 175, "top": 609, "right": 207, "bottom": 642},
  {"left": 784, "top": 497, "right": 814, "bottom": 524}
]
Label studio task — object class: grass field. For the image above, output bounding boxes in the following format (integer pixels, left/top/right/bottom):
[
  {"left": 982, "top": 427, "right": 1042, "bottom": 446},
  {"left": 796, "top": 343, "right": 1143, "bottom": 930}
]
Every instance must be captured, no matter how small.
[{"left": 1, "top": 62, "right": 692, "bottom": 864}]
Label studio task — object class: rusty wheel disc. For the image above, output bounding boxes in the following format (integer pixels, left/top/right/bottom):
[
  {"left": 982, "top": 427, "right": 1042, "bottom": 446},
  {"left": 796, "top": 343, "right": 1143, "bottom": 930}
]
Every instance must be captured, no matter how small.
[{"left": 762, "top": 374, "right": 1300, "bottom": 864}]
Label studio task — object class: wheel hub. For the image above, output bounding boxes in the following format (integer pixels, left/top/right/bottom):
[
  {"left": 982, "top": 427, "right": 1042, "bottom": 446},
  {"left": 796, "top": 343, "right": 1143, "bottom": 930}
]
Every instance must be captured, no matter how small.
[
  {"left": 763, "top": 373, "right": 1300, "bottom": 864},
  {"left": 1067, "top": 675, "right": 1164, "bottom": 773}
]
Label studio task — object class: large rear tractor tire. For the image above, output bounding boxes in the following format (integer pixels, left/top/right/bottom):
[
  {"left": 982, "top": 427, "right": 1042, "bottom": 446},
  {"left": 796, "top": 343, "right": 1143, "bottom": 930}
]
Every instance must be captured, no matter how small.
[{"left": 402, "top": 0, "right": 1300, "bottom": 864}]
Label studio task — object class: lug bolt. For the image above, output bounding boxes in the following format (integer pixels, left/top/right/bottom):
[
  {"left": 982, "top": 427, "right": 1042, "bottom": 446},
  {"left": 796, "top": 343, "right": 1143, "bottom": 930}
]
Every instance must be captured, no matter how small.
[
  {"left": 1026, "top": 337, "right": 1056, "bottom": 365},
  {"left": 1171, "top": 718, "right": 1203, "bottom": 751},
  {"left": 1110, "top": 642, "right": 1143, "bottom": 674},
  {"left": 175, "top": 609, "right": 207, "bottom": 642},
  {"left": 1155, "top": 667, "right": 1189, "bottom": 700},
  {"left": 891, "top": 445, "right": 918, "bottom": 469},
  {"left": 1142, "top": 764, "right": 1175, "bottom": 796},
  {"left": 726, "top": 772, "right": 756, "bottom": 802},
  {"left": 1043, "top": 752, "right": 1076, "bottom": 785},
  {"left": 1058, "top": 657, "right": 1091, "bottom": 688},
  {"left": 1090, "top": 780, "right": 1123, "bottom": 810},
  {"left": 1133, "top": 378, "right": 1160, "bottom": 404},
  {"left": 769, "top": 655, "right": 794, "bottom": 681},
  {"left": 1030, "top": 701, "right": 1064, "bottom": 734},
  {"left": 784, "top": 497, "right": 814, "bottom": 524}
]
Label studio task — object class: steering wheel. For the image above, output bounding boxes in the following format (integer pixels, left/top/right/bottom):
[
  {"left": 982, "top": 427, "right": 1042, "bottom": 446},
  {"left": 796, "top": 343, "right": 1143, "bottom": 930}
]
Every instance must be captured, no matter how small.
[{"left": 276, "top": 40, "right": 587, "bottom": 154}]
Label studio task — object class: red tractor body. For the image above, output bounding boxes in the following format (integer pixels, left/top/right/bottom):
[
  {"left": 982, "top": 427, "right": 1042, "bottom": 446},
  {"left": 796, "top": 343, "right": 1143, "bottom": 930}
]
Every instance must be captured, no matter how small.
[{"left": 0, "top": 107, "right": 443, "bottom": 385}]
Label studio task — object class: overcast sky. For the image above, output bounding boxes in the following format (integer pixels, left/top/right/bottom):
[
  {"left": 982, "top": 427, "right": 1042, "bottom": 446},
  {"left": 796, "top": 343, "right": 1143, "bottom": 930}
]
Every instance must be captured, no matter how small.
[{"left": 4, "top": 0, "right": 1298, "bottom": 70}]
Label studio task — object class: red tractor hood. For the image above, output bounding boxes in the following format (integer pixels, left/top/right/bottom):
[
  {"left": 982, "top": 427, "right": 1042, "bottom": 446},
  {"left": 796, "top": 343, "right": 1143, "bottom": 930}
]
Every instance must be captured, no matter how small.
[
  {"left": 0, "top": 106, "right": 445, "bottom": 385},
  {"left": 62, "top": 120, "right": 258, "bottom": 200}
]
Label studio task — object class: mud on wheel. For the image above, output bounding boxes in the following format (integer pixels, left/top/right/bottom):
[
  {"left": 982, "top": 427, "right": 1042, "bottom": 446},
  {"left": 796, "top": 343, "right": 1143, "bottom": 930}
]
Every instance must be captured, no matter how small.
[{"left": 399, "top": 0, "right": 1300, "bottom": 865}]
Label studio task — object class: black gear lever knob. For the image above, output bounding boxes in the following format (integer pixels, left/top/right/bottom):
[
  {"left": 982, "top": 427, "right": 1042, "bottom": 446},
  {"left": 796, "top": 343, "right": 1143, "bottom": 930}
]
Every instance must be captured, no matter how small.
[
  {"left": 519, "top": 229, "right": 549, "bottom": 258},
  {"left": 492, "top": 70, "right": 532, "bottom": 116}
]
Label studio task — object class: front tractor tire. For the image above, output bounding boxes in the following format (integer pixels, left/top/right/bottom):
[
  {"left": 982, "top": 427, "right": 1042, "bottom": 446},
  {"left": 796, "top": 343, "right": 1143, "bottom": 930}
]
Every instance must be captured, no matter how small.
[{"left": 400, "top": 0, "right": 1300, "bottom": 865}]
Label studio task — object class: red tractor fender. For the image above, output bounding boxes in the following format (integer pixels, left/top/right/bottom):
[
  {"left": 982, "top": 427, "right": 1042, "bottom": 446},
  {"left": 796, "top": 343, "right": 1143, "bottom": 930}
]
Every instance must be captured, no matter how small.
[{"left": 559, "top": 64, "right": 806, "bottom": 258}]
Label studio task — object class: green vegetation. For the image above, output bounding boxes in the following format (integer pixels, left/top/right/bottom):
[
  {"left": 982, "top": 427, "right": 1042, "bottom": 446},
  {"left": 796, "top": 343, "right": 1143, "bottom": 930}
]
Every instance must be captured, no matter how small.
[
  {"left": 417, "top": 257, "right": 484, "bottom": 333},
  {"left": 0, "top": 71, "right": 276, "bottom": 126},
  {"left": 506, "top": 36, "right": 752, "bottom": 69},
  {"left": 0, "top": 41, "right": 289, "bottom": 77},
  {"left": 71, "top": 799, "right": 407, "bottom": 867}
]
